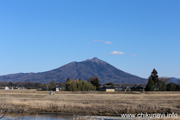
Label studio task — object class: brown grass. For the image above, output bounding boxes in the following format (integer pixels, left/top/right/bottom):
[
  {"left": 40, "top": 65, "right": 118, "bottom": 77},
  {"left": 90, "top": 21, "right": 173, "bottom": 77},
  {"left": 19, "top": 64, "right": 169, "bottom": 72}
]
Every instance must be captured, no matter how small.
[{"left": 0, "top": 90, "right": 180, "bottom": 117}]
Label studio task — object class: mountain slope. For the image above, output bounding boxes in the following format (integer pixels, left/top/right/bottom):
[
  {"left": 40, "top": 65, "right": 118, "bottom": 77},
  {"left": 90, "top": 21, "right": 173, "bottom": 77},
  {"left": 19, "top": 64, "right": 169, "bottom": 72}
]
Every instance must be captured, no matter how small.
[
  {"left": 170, "top": 77, "right": 180, "bottom": 84},
  {"left": 0, "top": 57, "right": 147, "bottom": 84}
]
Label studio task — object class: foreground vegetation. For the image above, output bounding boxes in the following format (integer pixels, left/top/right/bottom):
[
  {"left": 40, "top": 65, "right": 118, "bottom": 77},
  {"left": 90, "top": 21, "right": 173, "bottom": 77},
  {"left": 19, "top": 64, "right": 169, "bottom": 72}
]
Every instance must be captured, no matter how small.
[{"left": 0, "top": 90, "right": 180, "bottom": 117}]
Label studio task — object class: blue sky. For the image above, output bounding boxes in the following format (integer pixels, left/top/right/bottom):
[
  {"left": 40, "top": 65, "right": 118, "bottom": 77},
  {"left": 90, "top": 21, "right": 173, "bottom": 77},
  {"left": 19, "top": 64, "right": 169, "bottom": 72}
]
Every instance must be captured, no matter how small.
[{"left": 0, "top": 0, "right": 180, "bottom": 78}]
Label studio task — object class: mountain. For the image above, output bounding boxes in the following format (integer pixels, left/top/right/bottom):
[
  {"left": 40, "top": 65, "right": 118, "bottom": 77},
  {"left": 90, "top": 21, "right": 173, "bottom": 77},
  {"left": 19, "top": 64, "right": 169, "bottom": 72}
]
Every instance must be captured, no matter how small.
[
  {"left": 0, "top": 57, "right": 147, "bottom": 84},
  {"left": 159, "top": 77, "right": 180, "bottom": 84},
  {"left": 170, "top": 77, "right": 180, "bottom": 84}
]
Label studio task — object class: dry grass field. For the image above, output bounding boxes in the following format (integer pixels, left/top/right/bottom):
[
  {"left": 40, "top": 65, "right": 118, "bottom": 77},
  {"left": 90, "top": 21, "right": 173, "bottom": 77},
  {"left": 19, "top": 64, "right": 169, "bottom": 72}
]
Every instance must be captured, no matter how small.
[{"left": 0, "top": 90, "right": 180, "bottom": 119}]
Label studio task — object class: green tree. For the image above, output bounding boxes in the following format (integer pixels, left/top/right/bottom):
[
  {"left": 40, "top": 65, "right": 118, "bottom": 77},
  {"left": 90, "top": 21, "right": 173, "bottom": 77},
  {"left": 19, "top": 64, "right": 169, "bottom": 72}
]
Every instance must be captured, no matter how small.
[
  {"left": 145, "top": 76, "right": 155, "bottom": 91},
  {"left": 49, "top": 81, "right": 56, "bottom": 91},
  {"left": 157, "top": 80, "right": 166, "bottom": 91},
  {"left": 167, "top": 83, "right": 177, "bottom": 91},
  {"left": 65, "top": 79, "right": 96, "bottom": 91},
  {"left": 7, "top": 82, "right": 14, "bottom": 87},
  {"left": 145, "top": 69, "right": 166, "bottom": 91},
  {"left": 105, "top": 82, "right": 114, "bottom": 88},
  {"left": 88, "top": 77, "right": 100, "bottom": 90},
  {"left": 176, "top": 84, "right": 180, "bottom": 91}
]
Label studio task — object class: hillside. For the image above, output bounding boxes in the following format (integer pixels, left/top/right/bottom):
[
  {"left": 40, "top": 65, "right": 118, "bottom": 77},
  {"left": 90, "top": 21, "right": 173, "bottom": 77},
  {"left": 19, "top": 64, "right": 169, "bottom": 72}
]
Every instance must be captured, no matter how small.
[{"left": 0, "top": 57, "right": 147, "bottom": 84}]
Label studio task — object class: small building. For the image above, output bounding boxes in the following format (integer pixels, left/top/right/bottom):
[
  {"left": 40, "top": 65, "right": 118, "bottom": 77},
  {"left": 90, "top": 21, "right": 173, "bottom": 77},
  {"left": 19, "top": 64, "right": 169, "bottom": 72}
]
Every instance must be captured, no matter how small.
[
  {"left": 99, "top": 85, "right": 113, "bottom": 91},
  {"left": 106, "top": 89, "right": 115, "bottom": 92},
  {"left": 5, "top": 87, "right": 10, "bottom": 90},
  {"left": 99, "top": 84, "right": 115, "bottom": 92},
  {"left": 55, "top": 85, "right": 65, "bottom": 91},
  {"left": 17, "top": 87, "right": 26, "bottom": 90},
  {"left": 56, "top": 88, "right": 59, "bottom": 91}
]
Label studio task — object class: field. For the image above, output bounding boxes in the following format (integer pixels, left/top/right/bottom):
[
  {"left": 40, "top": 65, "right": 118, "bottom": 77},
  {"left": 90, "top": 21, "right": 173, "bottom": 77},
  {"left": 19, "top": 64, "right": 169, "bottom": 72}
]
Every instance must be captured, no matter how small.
[{"left": 0, "top": 90, "right": 180, "bottom": 119}]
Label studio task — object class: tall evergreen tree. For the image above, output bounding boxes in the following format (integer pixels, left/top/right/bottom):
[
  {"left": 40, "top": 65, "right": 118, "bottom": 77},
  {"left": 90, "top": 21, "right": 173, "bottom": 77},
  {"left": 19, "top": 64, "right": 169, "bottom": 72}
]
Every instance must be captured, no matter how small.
[{"left": 145, "top": 69, "right": 166, "bottom": 91}]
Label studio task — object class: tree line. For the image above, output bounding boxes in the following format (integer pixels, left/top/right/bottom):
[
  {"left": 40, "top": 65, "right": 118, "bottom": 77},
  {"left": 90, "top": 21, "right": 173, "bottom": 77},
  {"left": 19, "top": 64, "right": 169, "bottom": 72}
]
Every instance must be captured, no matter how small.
[
  {"left": 65, "top": 78, "right": 95, "bottom": 91},
  {"left": 0, "top": 82, "right": 40, "bottom": 89},
  {"left": 65, "top": 77, "right": 100, "bottom": 91},
  {"left": 0, "top": 77, "right": 100, "bottom": 91},
  {"left": 0, "top": 81, "right": 64, "bottom": 90}
]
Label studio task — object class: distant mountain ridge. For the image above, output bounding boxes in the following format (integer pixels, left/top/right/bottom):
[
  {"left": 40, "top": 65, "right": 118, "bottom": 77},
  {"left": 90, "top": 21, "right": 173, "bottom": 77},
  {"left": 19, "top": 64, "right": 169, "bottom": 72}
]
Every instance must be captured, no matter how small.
[
  {"left": 170, "top": 77, "right": 180, "bottom": 84},
  {"left": 0, "top": 57, "right": 147, "bottom": 84}
]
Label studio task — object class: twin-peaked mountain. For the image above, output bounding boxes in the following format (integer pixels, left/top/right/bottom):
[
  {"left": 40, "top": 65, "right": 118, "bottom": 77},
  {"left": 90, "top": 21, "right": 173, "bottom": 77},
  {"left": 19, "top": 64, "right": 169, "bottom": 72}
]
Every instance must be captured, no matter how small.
[{"left": 0, "top": 57, "right": 147, "bottom": 84}]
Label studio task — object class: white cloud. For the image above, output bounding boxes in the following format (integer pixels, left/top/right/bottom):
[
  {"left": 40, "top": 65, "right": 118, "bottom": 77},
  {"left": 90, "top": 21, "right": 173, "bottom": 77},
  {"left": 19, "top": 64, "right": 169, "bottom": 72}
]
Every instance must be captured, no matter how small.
[
  {"left": 93, "top": 40, "right": 112, "bottom": 44},
  {"left": 104, "top": 41, "right": 112, "bottom": 44},
  {"left": 110, "top": 51, "right": 125, "bottom": 55}
]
